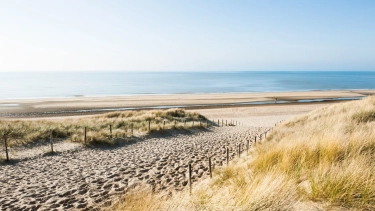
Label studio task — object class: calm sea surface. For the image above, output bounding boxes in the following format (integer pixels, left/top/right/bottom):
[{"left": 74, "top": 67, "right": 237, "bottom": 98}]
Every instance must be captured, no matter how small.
[{"left": 1, "top": 71, "right": 375, "bottom": 99}]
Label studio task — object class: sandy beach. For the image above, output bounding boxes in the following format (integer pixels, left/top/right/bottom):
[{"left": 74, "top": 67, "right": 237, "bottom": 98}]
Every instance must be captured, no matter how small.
[
  {"left": 0, "top": 91, "right": 371, "bottom": 210},
  {"left": 0, "top": 90, "right": 374, "bottom": 118}
]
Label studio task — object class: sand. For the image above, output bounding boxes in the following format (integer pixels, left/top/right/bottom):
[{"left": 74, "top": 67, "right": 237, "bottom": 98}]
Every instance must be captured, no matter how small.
[
  {"left": 0, "top": 91, "right": 359, "bottom": 210},
  {"left": 1, "top": 126, "right": 269, "bottom": 210},
  {"left": 1, "top": 90, "right": 373, "bottom": 118}
]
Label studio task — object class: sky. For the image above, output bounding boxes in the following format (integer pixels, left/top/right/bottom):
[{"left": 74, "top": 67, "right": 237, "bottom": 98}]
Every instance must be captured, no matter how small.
[{"left": 0, "top": 0, "right": 374, "bottom": 72}]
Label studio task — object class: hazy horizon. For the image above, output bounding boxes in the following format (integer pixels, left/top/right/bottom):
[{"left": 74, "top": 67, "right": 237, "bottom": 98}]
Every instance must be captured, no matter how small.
[{"left": 1, "top": 0, "right": 374, "bottom": 72}]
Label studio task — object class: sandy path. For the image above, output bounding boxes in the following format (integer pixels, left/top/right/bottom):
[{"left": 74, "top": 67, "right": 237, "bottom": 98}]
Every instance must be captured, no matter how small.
[
  {"left": 1, "top": 126, "right": 267, "bottom": 211},
  {"left": 191, "top": 103, "right": 329, "bottom": 127},
  {"left": 0, "top": 103, "right": 332, "bottom": 211}
]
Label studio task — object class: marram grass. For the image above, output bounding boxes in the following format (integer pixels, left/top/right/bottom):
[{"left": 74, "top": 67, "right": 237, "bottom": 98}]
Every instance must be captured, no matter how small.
[
  {"left": 0, "top": 109, "right": 206, "bottom": 147},
  {"left": 111, "top": 96, "right": 375, "bottom": 211}
]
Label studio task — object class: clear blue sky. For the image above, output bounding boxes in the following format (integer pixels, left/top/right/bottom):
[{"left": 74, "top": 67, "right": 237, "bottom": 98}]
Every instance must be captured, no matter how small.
[{"left": 0, "top": 0, "right": 374, "bottom": 71}]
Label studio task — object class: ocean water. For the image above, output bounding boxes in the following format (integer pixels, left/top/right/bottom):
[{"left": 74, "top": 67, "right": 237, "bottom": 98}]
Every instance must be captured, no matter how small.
[{"left": 0, "top": 71, "right": 375, "bottom": 99}]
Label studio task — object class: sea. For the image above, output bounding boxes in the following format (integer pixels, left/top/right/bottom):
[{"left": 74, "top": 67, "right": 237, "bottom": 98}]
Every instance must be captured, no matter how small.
[{"left": 1, "top": 71, "right": 375, "bottom": 100}]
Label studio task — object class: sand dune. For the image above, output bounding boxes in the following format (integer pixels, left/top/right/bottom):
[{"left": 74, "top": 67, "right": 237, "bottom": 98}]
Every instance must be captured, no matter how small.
[{"left": 0, "top": 98, "right": 341, "bottom": 210}]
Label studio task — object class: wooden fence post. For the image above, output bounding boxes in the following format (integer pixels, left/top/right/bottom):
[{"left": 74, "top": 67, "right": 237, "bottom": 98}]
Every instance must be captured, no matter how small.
[
  {"left": 209, "top": 157, "right": 212, "bottom": 178},
  {"left": 189, "top": 163, "right": 192, "bottom": 194},
  {"left": 226, "top": 148, "right": 229, "bottom": 165},
  {"left": 84, "top": 127, "right": 87, "bottom": 144},
  {"left": 217, "top": 120, "right": 219, "bottom": 126},
  {"left": 193, "top": 120, "right": 194, "bottom": 126},
  {"left": 110, "top": 125, "right": 112, "bottom": 138},
  {"left": 255, "top": 136, "right": 257, "bottom": 143},
  {"left": 226, "top": 120, "right": 227, "bottom": 126},
  {"left": 222, "top": 120, "right": 224, "bottom": 127},
  {"left": 131, "top": 123, "right": 133, "bottom": 135},
  {"left": 238, "top": 144, "right": 240, "bottom": 157},
  {"left": 50, "top": 130, "right": 54, "bottom": 153},
  {"left": 247, "top": 140, "right": 249, "bottom": 153},
  {"left": 4, "top": 135, "right": 9, "bottom": 162},
  {"left": 148, "top": 121, "right": 150, "bottom": 132},
  {"left": 124, "top": 123, "right": 128, "bottom": 137}
]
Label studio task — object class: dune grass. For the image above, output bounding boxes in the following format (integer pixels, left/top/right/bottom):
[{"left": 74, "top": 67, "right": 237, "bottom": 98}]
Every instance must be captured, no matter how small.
[
  {"left": 111, "top": 96, "right": 375, "bottom": 211},
  {"left": 0, "top": 109, "right": 206, "bottom": 147}
]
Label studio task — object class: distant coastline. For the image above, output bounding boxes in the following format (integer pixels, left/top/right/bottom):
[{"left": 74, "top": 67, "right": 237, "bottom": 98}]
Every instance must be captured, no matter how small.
[{"left": 1, "top": 71, "right": 375, "bottom": 100}]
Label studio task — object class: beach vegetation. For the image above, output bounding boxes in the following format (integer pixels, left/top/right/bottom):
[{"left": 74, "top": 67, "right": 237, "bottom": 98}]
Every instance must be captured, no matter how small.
[
  {"left": 0, "top": 109, "right": 207, "bottom": 147},
  {"left": 111, "top": 96, "right": 375, "bottom": 210}
]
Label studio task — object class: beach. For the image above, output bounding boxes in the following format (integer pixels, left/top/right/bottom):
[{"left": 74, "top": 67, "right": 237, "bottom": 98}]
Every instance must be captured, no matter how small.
[
  {"left": 1, "top": 90, "right": 374, "bottom": 118},
  {"left": 0, "top": 90, "right": 373, "bottom": 210}
]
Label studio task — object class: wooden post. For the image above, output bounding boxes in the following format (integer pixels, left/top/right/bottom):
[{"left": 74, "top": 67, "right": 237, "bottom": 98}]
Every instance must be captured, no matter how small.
[
  {"left": 188, "top": 163, "right": 192, "bottom": 194},
  {"left": 222, "top": 120, "right": 224, "bottom": 127},
  {"left": 193, "top": 120, "right": 194, "bottom": 126},
  {"left": 124, "top": 124, "right": 127, "bottom": 136},
  {"left": 50, "top": 130, "right": 54, "bottom": 153},
  {"left": 238, "top": 144, "right": 240, "bottom": 157},
  {"left": 226, "top": 120, "right": 227, "bottom": 126},
  {"left": 110, "top": 125, "right": 112, "bottom": 138},
  {"left": 131, "top": 123, "right": 133, "bottom": 135},
  {"left": 209, "top": 157, "right": 212, "bottom": 178},
  {"left": 4, "top": 135, "right": 9, "bottom": 162},
  {"left": 226, "top": 148, "right": 229, "bottom": 165},
  {"left": 84, "top": 127, "right": 87, "bottom": 144},
  {"left": 217, "top": 120, "right": 219, "bottom": 126},
  {"left": 148, "top": 121, "right": 150, "bottom": 132},
  {"left": 247, "top": 140, "right": 249, "bottom": 153},
  {"left": 255, "top": 136, "right": 257, "bottom": 143}
]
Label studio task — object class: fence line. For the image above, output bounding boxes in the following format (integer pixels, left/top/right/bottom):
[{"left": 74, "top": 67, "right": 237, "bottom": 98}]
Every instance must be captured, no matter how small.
[
  {"left": 2, "top": 118, "right": 254, "bottom": 162},
  {"left": 187, "top": 120, "right": 286, "bottom": 193},
  {"left": 2, "top": 118, "right": 286, "bottom": 197}
]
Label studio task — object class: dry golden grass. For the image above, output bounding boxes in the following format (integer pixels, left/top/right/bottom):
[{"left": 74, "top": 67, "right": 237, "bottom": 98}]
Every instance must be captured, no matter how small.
[
  {"left": 0, "top": 109, "right": 206, "bottom": 147},
  {"left": 111, "top": 96, "right": 375, "bottom": 211}
]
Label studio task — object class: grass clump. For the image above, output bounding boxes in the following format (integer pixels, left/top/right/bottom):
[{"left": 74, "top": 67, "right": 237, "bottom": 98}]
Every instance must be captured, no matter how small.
[
  {"left": 111, "top": 96, "right": 375, "bottom": 211},
  {"left": 352, "top": 111, "right": 375, "bottom": 123},
  {"left": 0, "top": 109, "right": 207, "bottom": 147}
]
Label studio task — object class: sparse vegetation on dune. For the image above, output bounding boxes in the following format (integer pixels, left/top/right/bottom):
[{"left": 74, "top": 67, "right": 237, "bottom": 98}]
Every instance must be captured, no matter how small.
[
  {"left": 0, "top": 109, "right": 206, "bottom": 147},
  {"left": 112, "top": 96, "right": 375, "bottom": 211}
]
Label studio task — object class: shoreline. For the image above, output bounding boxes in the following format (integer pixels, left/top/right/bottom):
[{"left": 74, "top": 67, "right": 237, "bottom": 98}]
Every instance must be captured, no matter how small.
[
  {"left": 1, "top": 88, "right": 374, "bottom": 101},
  {"left": 1, "top": 90, "right": 374, "bottom": 118}
]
